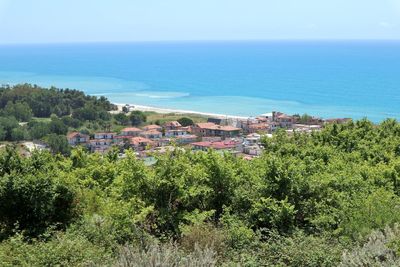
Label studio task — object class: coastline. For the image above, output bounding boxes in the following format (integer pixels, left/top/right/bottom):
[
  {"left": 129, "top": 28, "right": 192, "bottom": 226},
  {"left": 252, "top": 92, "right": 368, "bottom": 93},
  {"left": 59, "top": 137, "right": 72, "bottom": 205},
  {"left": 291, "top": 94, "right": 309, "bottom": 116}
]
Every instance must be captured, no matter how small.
[{"left": 113, "top": 103, "right": 251, "bottom": 120}]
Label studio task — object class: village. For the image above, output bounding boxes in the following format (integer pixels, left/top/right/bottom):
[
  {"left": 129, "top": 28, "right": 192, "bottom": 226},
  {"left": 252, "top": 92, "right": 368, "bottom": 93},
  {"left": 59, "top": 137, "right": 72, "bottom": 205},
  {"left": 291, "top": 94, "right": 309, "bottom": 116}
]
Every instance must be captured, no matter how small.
[{"left": 66, "top": 110, "right": 351, "bottom": 161}]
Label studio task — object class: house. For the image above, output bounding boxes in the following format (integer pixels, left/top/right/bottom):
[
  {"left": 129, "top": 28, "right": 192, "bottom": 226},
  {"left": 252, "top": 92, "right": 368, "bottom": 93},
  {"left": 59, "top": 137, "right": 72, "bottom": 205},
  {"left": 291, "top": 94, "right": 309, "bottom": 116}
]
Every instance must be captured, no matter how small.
[
  {"left": 140, "top": 130, "right": 163, "bottom": 139},
  {"left": 129, "top": 137, "right": 154, "bottom": 151},
  {"left": 201, "top": 136, "right": 222, "bottom": 142},
  {"left": 242, "top": 133, "right": 263, "bottom": 156},
  {"left": 273, "top": 112, "right": 294, "bottom": 128},
  {"left": 243, "top": 133, "right": 261, "bottom": 146},
  {"left": 143, "top": 124, "right": 162, "bottom": 131},
  {"left": 243, "top": 145, "right": 263, "bottom": 156},
  {"left": 291, "top": 124, "right": 322, "bottom": 134},
  {"left": 120, "top": 127, "right": 142, "bottom": 136},
  {"left": 191, "top": 140, "right": 241, "bottom": 152},
  {"left": 175, "top": 134, "right": 198, "bottom": 144},
  {"left": 165, "top": 129, "right": 188, "bottom": 138},
  {"left": 94, "top": 132, "right": 116, "bottom": 140},
  {"left": 67, "top": 132, "right": 89, "bottom": 146},
  {"left": 157, "top": 138, "right": 172, "bottom": 147},
  {"left": 191, "top": 122, "right": 241, "bottom": 138},
  {"left": 164, "top": 121, "right": 182, "bottom": 130},
  {"left": 258, "top": 112, "right": 274, "bottom": 122},
  {"left": 247, "top": 123, "right": 269, "bottom": 134},
  {"left": 89, "top": 139, "right": 114, "bottom": 153}
]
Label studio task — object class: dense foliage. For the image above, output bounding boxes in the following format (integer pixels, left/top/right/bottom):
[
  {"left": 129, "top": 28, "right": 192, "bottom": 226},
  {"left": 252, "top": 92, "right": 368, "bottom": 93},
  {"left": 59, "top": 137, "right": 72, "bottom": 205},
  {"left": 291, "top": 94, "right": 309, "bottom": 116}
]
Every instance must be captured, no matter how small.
[
  {"left": 0, "top": 84, "right": 116, "bottom": 154},
  {"left": 0, "top": 83, "right": 115, "bottom": 118},
  {"left": 2, "top": 118, "right": 400, "bottom": 265}
]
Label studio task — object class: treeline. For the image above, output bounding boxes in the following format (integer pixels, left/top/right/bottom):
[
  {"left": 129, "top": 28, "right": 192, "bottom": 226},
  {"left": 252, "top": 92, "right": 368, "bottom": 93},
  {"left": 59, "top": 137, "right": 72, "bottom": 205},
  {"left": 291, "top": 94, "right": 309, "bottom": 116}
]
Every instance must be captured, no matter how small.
[
  {"left": 0, "top": 84, "right": 117, "bottom": 154},
  {"left": 2, "top": 119, "right": 400, "bottom": 266},
  {"left": 0, "top": 83, "right": 116, "bottom": 118}
]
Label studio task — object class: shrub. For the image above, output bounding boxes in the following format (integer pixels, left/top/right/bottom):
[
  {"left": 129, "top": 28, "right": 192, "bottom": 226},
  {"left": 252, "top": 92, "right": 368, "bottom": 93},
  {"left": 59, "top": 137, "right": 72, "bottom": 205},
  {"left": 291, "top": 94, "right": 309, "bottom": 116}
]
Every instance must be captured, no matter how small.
[
  {"left": 115, "top": 242, "right": 217, "bottom": 267},
  {"left": 340, "top": 224, "right": 400, "bottom": 267},
  {"left": 0, "top": 231, "right": 111, "bottom": 267}
]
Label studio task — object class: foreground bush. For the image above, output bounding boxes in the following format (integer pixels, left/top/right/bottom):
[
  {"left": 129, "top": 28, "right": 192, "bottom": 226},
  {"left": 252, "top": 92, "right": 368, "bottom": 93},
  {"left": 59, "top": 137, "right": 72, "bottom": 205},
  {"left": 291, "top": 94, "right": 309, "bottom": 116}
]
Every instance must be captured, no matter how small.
[
  {"left": 115, "top": 243, "right": 217, "bottom": 267},
  {"left": 0, "top": 232, "right": 111, "bottom": 267},
  {"left": 340, "top": 224, "right": 400, "bottom": 267}
]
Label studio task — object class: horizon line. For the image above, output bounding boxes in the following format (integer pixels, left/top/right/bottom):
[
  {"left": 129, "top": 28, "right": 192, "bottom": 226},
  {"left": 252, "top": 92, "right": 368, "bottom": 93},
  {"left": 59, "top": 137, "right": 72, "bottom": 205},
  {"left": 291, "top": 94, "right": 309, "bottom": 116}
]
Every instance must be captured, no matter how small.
[{"left": 1, "top": 38, "right": 400, "bottom": 46}]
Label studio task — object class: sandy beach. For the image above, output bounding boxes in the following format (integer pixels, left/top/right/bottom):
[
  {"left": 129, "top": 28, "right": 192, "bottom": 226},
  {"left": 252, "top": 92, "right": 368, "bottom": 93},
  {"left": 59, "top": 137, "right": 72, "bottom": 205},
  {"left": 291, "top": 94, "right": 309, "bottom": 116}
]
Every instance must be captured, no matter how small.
[{"left": 114, "top": 103, "right": 251, "bottom": 120}]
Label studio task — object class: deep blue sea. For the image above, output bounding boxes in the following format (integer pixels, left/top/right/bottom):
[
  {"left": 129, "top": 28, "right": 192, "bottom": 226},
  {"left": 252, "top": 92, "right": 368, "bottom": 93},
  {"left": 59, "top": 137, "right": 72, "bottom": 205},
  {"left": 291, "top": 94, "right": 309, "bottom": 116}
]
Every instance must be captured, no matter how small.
[{"left": 0, "top": 41, "right": 400, "bottom": 122}]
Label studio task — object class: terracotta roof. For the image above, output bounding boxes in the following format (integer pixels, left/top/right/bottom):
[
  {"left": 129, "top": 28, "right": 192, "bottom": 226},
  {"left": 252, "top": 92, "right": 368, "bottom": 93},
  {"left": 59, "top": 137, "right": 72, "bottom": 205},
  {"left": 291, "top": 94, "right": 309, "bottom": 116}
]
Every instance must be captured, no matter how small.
[
  {"left": 114, "top": 135, "right": 133, "bottom": 139},
  {"left": 276, "top": 114, "right": 292, "bottom": 119},
  {"left": 143, "top": 125, "right": 162, "bottom": 130},
  {"left": 191, "top": 140, "right": 239, "bottom": 150},
  {"left": 67, "top": 132, "right": 80, "bottom": 139},
  {"left": 164, "top": 121, "right": 182, "bottom": 127},
  {"left": 195, "top": 122, "right": 217, "bottom": 128},
  {"left": 121, "top": 127, "right": 142, "bottom": 132},
  {"left": 141, "top": 130, "right": 162, "bottom": 135},
  {"left": 130, "top": 137, "right": 154, "bottom": 145},
  {"left": 248, "top": 123, "right": 268, "bottom": 130}
]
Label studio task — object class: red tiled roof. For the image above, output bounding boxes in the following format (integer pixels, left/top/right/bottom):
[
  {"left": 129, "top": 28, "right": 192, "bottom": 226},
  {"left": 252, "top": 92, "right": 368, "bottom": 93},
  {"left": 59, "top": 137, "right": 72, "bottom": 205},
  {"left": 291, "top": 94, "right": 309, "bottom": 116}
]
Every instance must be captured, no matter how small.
[
  {"left": 114, "top": 135, "right": 133, "bottom": 139},
  {"left": 143, "top": 125, "right": 162, "bottom": 130},
  {"left": 276, "top": 114, "right": 292, "bottom": 119},
  {"left": 67, "top": 132, "right": 79, "bottom": 139},
  {"left": 248, "top": 123, "right": 268, "bottom": 130},
  {"left": 191, "top": 140, "right": 239, "bottom": 150},
  {"left": 121, "top": 127, "right": 142, "bottom": 132},
  {"left": 164, "top": 121, "right": 182, "bottom": 127},
  {"left": 141, "top": 130, "right": 162, "bottom": 135},
  {"left": 67, "top": 132, "right": 88, "bottom": 139},
  {"left": 130, "top": 137, "right": 154, "bottom": 145}
]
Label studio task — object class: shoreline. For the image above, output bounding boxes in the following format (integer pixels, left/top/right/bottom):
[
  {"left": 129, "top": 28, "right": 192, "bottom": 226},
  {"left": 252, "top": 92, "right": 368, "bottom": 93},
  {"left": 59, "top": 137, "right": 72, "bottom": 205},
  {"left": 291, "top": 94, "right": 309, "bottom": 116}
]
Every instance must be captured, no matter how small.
[{"left": 113, "top": 103, "right": 251, "bottom": 120}]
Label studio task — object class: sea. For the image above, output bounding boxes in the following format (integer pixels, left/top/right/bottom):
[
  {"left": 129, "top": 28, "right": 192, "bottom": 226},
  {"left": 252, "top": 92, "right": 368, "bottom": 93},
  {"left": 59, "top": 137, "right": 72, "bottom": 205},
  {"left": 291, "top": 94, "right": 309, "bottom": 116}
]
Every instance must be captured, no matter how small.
[{"left": 0, "top": 41, "right": 400, "bottom": 122}]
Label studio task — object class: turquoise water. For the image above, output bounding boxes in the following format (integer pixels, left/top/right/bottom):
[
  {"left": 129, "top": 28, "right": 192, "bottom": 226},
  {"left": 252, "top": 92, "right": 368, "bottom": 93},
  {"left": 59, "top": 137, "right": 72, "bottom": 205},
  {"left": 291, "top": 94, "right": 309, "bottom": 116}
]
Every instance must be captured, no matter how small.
[{"left": 0, "top": 41, "right": 400, "bottom": 122}]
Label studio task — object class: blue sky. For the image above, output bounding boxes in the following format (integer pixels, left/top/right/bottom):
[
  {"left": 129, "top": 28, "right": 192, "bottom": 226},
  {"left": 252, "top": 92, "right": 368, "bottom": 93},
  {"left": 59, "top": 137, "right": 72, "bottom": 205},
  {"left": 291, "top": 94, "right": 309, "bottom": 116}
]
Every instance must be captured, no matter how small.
[{"left": 1, "top": 0, "right": 400, "bottom": 44}]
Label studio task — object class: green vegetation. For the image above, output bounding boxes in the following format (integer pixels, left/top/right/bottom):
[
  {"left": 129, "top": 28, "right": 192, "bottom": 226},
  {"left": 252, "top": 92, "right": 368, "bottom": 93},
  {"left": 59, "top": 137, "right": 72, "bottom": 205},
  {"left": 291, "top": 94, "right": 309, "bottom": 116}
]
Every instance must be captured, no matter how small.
[
  {"left": 0, "top": 84, "right": 116, "bottom": 153},
  {"left": 0, "top": 85, "right": 204, "bottom": 154},
  {"left": 2, "top": 118, "right": 400, "bottom": 265},
  {"left": 144, "top": 111, "right": 207, "bottom": 126},
  {"left": 177, "top": 117, "right": 195, "bottom": 127},
  {"left": 129, "top": 110, "right": 147, "bottom": 126}
]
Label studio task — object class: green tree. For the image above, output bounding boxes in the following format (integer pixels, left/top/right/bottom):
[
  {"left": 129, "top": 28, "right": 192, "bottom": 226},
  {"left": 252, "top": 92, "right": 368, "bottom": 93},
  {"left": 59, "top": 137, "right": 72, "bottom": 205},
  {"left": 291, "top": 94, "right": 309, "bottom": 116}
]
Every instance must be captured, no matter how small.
[
  {"left": 178, "top": 117, "right": 194, "bottom": 127},
  {"left": 10, "top": 127, "right": 27, "bottom": 142},
  {"left": 29, "top": 122, "right": 50, "bottom": 139},
  {"left": 114, "top": 113, "right": 129, "bottom": 125},
  {"left": 129, "top": 111, "right": 147, "bottom": 126},
  {"left": 49, "top": 117, "right": 68, "bottom": 135},
  {"left": 3, "top": 101, "right": 33, "bottom": 122},
  {"left": 45, "top": 134, "right": 71, "bottom": 156},
  {"left": 0, "top": 116, "right": 18, "bottom": 140},
  {"left": 0, "top": 126, "right": 5, "bottom": 141},
  {"left": 0, "top": 151, "right": 76, "bottom": 238}
]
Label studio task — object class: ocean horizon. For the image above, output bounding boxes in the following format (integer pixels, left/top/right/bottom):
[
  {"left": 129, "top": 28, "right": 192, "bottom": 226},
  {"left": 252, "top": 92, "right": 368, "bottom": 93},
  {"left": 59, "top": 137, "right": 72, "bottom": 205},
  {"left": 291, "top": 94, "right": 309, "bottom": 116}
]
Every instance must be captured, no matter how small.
[{"left": 1, "top": 40, "right": 400, "bottom": 122}]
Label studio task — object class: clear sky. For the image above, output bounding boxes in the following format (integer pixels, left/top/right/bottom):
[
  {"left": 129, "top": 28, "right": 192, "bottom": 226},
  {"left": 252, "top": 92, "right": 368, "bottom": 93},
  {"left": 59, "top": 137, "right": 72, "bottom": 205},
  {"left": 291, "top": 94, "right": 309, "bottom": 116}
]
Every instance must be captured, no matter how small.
[{"left": 1, "top": 0, "right": 400, "bottom": 44}]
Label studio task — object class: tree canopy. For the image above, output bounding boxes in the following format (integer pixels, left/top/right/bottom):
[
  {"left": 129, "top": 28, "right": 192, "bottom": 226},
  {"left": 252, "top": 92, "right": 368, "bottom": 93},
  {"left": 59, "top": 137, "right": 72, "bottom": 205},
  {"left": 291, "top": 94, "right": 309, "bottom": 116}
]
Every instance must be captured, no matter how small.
[{"left": 2, "top": 118, "right": 400, "bottom": 265}]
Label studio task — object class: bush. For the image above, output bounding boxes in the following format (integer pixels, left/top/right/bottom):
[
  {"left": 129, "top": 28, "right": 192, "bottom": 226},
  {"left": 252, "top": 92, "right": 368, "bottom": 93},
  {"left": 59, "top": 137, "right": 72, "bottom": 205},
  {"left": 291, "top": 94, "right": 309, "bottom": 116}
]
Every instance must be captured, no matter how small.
[
  {"left": 0, "top": 170, "right": 77, "bottom": 238},
  {"left": 115, "top": 242, "right": 217, "bottom": 267},
  {"left": 180, "top": 223, "right": 226, "bottom": 255},
  {"left": 0, "top": 231, "right": 112, "bottom": 267},
  {"left": 340, "top": 225, "right": 400, "bottom": 266},
  {"left": 177, "top": 117, "right": 194, "bottom": 127}
]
